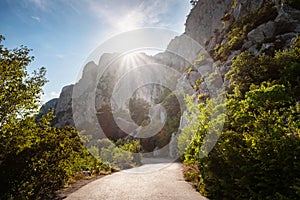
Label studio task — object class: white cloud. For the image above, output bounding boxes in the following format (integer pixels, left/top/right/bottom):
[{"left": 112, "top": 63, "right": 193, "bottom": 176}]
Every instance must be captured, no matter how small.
[
  {"left": 41, "top": 91, "right": 60, "bottom": 103},
  {"left": 25, "top": 0, "right": 178, "bottom": 31},
  {"left": 87, "top": 0, "right": 173, "bottom": 32},
  {"left": 31, "top": 16, "right": 41, "bottom": 22},
  {"left": 50, "top": 91, "right": 60, "bottom": 97}
]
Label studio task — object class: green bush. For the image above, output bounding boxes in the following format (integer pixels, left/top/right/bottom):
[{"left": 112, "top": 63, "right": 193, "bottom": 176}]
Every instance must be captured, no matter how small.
[
  {"left": 226, "top": 35, "right": 300, "bottom": 98},
  {"left": 181, "top": 85, "right": 300, "bottom": 199},
  {"left": 181, "top": 37, "right": 300, "bottom": 199},
  {"left": 97, "top": 139, "right": 142, "bottom": 169},
  {"left": 0, "top": 36, "right": 108, "bottom": 199}
]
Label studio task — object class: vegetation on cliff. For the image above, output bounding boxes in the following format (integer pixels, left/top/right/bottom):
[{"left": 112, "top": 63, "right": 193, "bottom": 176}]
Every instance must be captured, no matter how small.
[{"left": 179, "top": 35, "right": 300, "bottom": 199}]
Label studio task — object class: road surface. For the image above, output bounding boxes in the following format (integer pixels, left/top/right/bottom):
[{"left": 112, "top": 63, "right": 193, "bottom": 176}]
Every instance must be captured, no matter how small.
[{"left": 65, "top": 158, "right": 207, "bottom": 200}]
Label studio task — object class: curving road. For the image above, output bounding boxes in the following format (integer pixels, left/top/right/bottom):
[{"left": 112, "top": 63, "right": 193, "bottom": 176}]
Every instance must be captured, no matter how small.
[{"left": 65, "top": 158, "right": 207, "bottom": 200}]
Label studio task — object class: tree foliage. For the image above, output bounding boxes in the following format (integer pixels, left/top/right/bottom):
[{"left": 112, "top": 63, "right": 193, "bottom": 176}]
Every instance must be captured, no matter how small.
[
  {"left": 91, "top": 138, "right": 142, "bottom": 169},
  {"left": 179, "top": 36, "right": 300, "bottom": 199},
  {"left": 226, "top": 37, "right": 300, "bottom": 98},
  {"left": 0, "top": 36, "right": 107, "bottom": 199},
  {"left": 0, "top": 36, "right": 46, "bottom": 125}
]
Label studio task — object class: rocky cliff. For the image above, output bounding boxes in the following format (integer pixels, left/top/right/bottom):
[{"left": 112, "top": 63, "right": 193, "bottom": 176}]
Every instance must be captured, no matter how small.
[
  {"left": 185, "top": 0, "right": 232, "bottom": 45},
  {"left": 41, "top": 0, "right": 300, "bottom": 152},
  {"left": 180, "top": 0, "right": 300, "bottom": 100}
]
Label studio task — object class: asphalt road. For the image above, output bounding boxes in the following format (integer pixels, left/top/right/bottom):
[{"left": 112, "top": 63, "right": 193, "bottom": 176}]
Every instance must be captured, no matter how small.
[{"left": 65, "top": 158, "right": 207, "bottom": 200}]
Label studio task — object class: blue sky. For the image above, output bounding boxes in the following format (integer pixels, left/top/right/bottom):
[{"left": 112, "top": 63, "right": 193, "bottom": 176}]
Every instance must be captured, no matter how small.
[{"left": 0, "top": 0, "right": 191, "bottom": 102}]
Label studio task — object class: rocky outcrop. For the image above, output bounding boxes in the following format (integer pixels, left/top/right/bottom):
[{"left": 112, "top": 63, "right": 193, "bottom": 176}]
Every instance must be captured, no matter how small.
[
  {"left": 41, "top": 0, "right": 300, "bottom": 153},
  {"left": 185, "top": 0, "right": 232, "bottom": 45},
  {"left": 55, "top": 85, "right": 74, "bottom": 128},
  {"left": 247, "top": 21, "right": 276, "bottom": 43},
  {"left": 183, "top": 0, "right": 300, "bottom": 101},
  {"left": 232, "top": 0, "right": 265, "bottom": 19}
]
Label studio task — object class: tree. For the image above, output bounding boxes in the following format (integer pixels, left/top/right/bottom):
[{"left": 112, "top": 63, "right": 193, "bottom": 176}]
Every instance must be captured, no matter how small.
[
  {"left": 0, "top": 35, "right": 47, "bottom": 164},
  {"left": 0, "top": 35, "right": 46, "bottom": 125},
  {"left": 0, "top": 36, "right": 107, "bottom": 199}
]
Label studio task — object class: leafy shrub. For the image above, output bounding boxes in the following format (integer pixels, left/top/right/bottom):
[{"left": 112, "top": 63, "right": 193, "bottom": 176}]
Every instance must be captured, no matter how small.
[
  {"left": 226, "top": 35, "right": 300, "bottom": 97},
  {"left": 0, "top": 36, "right": 109, "bottom": 199},
  {"left": 182, "top": 85, "right": 300, "bottom": 199},
  {"left": 181, "top": 37, "right": 300, "bottom": 199},
  {"left": 96, "top": 139, "right": 142, "bottom": 169}
]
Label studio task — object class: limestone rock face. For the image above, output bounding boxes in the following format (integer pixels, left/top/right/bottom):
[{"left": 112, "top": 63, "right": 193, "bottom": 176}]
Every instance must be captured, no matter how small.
[
  {"left": 232, "top": 0, "right": 264, "bottom": 19},
  {"left": 198, "top": 0, "right": 300, "bottom": 85},
  {"left": 154, "top": 34, "right": 203, "bottom": 73},
  {"left": 247, "top": 21, "right": 276, "bottom": 43},
  {"left": 55, "top": 85, "right": 74, "bottom": 128},
  {"left": 185, "top": 0, "right": 232, "bottom": 45}
]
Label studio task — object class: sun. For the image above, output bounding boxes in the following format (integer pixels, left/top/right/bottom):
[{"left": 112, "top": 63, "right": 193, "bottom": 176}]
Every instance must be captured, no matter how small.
[{"left": 121, "top": 51, "right": 144, "bottom": 72}]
